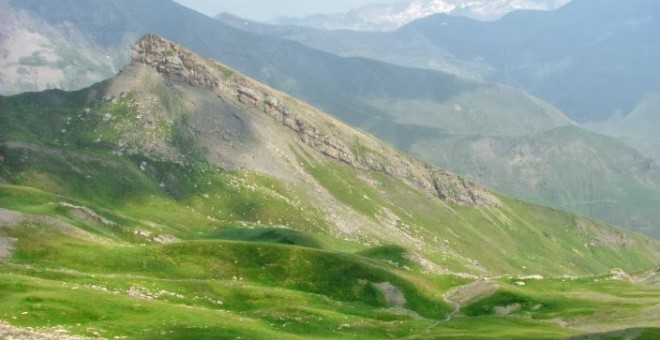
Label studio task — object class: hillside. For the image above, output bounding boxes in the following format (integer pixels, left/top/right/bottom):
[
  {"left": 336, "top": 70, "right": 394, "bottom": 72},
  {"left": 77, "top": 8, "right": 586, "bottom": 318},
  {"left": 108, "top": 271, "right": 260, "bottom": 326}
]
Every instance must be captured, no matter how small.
[
  {"left": 414, "top": 126, "right": 660, "bottom": 238},
  {"left": 5, "top": 0, "right": 660, "bottom": 238},
  {"left": 215, "top": 12, "right": 480, "bottom": 79},
  {"left": 0, "top": 34, "right": 659, "bottom": 338},
  {"left": 588, "top": 94, "right": 660, "bottom": 165},
  {"left": 217, "top": 6, "right": 660, "bottom": 238}
]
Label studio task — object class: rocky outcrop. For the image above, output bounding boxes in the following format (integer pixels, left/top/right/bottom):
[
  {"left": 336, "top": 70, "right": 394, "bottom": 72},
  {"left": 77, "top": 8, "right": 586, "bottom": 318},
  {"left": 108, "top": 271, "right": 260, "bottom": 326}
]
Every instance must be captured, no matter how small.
[
  {"left": 130, "top": 34, "right": 499, "bottom": 207},
  {"left": 58, "top": 202, "right": 116, "bottom": 227},
  {"left": 132, "top": 34, "right": 220, "bottom": 91}
]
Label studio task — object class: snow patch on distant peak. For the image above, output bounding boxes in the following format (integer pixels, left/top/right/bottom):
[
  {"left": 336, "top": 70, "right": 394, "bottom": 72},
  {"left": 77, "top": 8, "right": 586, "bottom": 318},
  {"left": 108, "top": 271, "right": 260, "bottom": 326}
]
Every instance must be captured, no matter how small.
[{"left": 274, "top": 0, "right": 572, "bottom": 31}]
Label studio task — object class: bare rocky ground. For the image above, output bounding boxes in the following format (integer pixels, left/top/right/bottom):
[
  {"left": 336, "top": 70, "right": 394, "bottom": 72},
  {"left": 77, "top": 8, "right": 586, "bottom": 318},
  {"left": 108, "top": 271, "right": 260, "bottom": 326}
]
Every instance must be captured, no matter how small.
[
  {"left": 372, "top": 282, "right": 407, "bottom": 308},
  {"left": 0, "top": 208, "right": 22, "bottom": 225},
  {"left": 442, "top": 280, "right": 500, "bottom": 321},
  {"left": 0, "top": 322, "right": 88, "bottom": 340},
  {"left": 444, "top": 280, "right": 499, "bottom": 307},
  {"left": 0, "top": 208, "right": 21, "bottom": 261},
  {"left": 0, "top": 207, "right": 112, "bottom": 263},
  {"left": 0, "top": 236, "right": 16, "bottom": 262}
]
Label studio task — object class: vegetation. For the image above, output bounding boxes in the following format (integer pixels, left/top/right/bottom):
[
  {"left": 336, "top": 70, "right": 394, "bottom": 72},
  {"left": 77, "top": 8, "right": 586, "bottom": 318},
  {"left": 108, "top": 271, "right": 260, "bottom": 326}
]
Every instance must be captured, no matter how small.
[{"left": 1, "top": 36, "right": 659, "bottom": 338}]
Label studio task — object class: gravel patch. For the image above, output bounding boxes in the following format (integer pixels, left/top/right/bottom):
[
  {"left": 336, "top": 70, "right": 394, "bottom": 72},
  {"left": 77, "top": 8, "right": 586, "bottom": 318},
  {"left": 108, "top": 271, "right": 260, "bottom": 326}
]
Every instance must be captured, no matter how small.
[
  {"left": 0, "top": 322, "right": 88, "bottom": 340},
  {"left": 0, "top": 236, "right": 16, "bottom": 262}
]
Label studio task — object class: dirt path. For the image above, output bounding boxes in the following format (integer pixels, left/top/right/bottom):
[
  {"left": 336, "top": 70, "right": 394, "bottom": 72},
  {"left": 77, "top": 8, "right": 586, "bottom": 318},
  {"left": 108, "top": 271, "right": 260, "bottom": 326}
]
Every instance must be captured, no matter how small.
[{"left": 0, "top": 208, "right": 23, "bottom": 226}]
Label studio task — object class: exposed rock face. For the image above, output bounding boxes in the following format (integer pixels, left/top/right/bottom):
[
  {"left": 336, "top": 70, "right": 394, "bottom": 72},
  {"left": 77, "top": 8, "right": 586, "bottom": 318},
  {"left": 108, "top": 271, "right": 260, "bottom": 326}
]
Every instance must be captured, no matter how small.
[
  {"left": 372, "top": 282, "right": 407, "bottom": 308},
  {"left": 130, "top": 34, "right": 499, "bottom": 207},
  {"left": 58, "top": 202, "right": 117, "bottom": 227},
  {"left": 132, "top": 34, "right": 220, "bottom": 91}
]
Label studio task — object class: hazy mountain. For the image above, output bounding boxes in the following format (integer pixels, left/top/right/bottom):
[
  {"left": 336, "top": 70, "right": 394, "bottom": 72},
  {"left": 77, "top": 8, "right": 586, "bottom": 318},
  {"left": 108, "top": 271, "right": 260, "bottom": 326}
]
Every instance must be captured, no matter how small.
[
  {"left": 240, "top": 0, "right": 660, "bottom": 124},
  {"left": 273, "top": 0, "right": 572, "bottom": 31},
  {"left": 5, "top": 0, "right": 660, "bottom": 237},
  {"left": 0, "top": 0, "right": 126, "bottom": 95},
  {"left": 1, "top": 35, "right": 659, "bottom": 338},
  {"left": 587, "top": 94, "right": 660, "bottom": 165},
  {"left": 216, "top": 12, "right": 481, "bottom": 79},
  {"left": 415, "top": 126, "right": 660, "bottom": 238},
  {"left": 398, "top": 0, "right": 660, "bottom": 123}
]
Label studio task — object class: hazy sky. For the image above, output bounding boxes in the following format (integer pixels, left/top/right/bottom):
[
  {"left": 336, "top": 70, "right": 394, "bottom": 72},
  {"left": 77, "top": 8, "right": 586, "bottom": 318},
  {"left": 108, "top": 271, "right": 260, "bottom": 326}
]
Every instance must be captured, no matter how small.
[{"left": 173, "top": 0, "right": 393, "bottom": 20}]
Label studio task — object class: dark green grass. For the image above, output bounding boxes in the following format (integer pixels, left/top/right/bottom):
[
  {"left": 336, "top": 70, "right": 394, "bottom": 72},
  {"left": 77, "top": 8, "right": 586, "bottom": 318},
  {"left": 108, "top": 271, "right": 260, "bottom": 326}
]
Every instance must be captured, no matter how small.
[
  {"left": 357, "top": 245, "right": 420, "bottom": 270},
  {"left": 205, "top": 227, "right": 322, "bottom": 248},
  {"left": 570, "top": 328, "right": 660, "bottom": 340},
  {"left": 4, "top": 222, "right": 450, "bottom": 319}
]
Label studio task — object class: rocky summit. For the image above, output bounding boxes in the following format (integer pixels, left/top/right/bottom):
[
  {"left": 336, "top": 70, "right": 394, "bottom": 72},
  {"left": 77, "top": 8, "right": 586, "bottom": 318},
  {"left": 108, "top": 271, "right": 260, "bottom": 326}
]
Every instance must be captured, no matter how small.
[{"left": 131, "top": 34, "right": 499, "bottom": 208}]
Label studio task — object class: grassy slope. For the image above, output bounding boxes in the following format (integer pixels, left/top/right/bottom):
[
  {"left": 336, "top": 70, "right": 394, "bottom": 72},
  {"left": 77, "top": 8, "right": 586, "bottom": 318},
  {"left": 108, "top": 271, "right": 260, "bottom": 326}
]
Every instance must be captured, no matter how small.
[
  {"left": 1, "top": 54, "right": 660, "bottom": 337},
  {"left": 1, "top": 209, "right": 658, "bottom": 338}
]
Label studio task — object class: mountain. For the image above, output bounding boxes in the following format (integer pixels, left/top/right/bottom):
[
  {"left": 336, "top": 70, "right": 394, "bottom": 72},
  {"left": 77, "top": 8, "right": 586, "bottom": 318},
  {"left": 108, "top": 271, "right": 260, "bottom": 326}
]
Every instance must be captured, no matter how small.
[
  {"left": 398, "top": 0, "right": 660, "bottom": 123},
  {"left": 0, "top": 0, "right": 125, "bottom": 95},
  {"left": 242, "top": 0, "right": 660, "bottom": 124},
  {"left": 417, "top": 126, "right": 660, "bottom": 238},
  {"left": 5, "top": 0, "right": 660, "bottom": 238},
  {"left": 218, "top": 11, "right": 660, "bottom": 237},
  {"left": 1, "top": 33, "right": 660, "bottom": 339},
  {"left": 587, "top": 93, "right": 660, "bottom": 164},
  {"left": 216, "top": 12, "right": 480, "bottom": 79},
  {"left": 216, "top": 2, "right": 660, "bottom": 237},
  {"left": 273, "top": 0, "right": 572, "bottom": 31}
]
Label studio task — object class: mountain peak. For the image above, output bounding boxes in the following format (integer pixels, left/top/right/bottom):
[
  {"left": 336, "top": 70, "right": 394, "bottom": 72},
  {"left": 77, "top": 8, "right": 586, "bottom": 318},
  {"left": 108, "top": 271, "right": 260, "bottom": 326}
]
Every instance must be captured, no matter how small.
[
  {"left": 131, "top": 33, "right": 219, "bottom": 90},
  {"left": 127, "top": 34, "right": 499, "bottom": 208}
]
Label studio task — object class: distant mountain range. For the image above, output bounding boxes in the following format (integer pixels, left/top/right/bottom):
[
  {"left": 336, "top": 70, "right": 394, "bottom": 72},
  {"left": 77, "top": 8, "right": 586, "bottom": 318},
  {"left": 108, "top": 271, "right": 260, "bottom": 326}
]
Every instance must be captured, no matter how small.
[
  {"left": 227, "top": 0, "right": 660, "bottom": 124},
  {"left": 273, "top": 0, "right": 572, "bottom": 31}
]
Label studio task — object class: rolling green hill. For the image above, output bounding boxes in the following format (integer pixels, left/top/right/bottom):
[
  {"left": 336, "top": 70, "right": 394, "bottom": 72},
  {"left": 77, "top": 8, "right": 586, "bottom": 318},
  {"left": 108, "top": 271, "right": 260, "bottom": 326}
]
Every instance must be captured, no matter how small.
[{"left": 1, "top": 35, "right": 659, "bottom": 338}]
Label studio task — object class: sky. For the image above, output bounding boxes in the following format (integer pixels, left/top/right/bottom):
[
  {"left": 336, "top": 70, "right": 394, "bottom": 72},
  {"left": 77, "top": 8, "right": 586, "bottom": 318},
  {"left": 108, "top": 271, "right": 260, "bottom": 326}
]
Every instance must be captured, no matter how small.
[{"left": 172, "top": 0, "right": 394, "bottom": 21}]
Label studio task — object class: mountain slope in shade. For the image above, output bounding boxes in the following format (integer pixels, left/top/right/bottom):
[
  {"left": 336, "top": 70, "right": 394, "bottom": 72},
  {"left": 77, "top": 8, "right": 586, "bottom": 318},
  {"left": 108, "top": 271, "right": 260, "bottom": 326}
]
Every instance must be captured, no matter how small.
[
  {"left": 216, "top": 12, "right": 481, "bottom": 79},
  {"left": 1, "top": 34, "right": 659, "bottom": 338},
  {"left": 413, "top": 126, "right": 660, "bottom": 238},
  {"left": 588, "top": 94, "right": 660, "bottom": 165}
]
